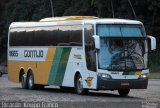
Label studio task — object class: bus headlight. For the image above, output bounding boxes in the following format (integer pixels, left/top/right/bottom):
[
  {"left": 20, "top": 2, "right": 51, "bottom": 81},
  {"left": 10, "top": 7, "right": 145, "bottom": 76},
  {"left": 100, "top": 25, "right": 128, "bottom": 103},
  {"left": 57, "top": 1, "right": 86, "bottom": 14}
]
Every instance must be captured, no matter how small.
[
  {"left": 98, "top": 73, "right": 112, "bottom": 79},
  {"left": 139, "top": 73, "right": 149, "bottom": 79}
]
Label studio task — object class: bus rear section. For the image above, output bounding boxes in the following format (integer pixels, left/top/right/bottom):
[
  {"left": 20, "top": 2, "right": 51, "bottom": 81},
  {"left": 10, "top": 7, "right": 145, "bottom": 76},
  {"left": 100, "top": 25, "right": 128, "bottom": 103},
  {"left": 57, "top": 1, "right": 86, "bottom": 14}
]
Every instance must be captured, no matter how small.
[{"left": 8, "top": 19, "right": 85, "bottom": 91}]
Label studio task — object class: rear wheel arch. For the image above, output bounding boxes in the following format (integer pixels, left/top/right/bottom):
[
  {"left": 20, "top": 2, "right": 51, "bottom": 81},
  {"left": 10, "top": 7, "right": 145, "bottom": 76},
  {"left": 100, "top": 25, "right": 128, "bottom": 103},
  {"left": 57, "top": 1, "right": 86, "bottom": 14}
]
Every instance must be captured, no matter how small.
[
  {"left": 27, "top": 69, "right": 35, "bottom": 90},
  {"left": 27, "top": 69, "right": 34, "bottom": 85},
  {"left": 19, "top": 68, "right": 25, "bottom": 82},
  {"left": 27, "top": 69, "right": 33, "bottom": 78},
  {"left": 19, "top": 68, "right": 28, "bottom": 89},
  {"left": 74, "top": 71, "right": 88, "bottom": 95},
  {"left": 74, "top": 71, "right": 81, "bottom": 87}
]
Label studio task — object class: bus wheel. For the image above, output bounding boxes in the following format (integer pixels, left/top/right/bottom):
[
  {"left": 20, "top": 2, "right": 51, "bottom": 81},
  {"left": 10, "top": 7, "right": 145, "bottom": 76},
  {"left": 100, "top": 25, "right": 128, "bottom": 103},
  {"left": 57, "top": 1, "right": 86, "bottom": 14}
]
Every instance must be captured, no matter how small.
[
  {"left": 75, "top": 74, "right": 88, "bottom": 95},
  {"left": 20, "top": 73, "right": 28, "bottom": 89},
  {"left": 118, "top": 89, "right": 130, "bottom": 96},
  {"left": 0, "top": 71, "right": 2, "bottom": 77},
  {"left": 28, "top": 71, "right": 35, "bottom": 90}
]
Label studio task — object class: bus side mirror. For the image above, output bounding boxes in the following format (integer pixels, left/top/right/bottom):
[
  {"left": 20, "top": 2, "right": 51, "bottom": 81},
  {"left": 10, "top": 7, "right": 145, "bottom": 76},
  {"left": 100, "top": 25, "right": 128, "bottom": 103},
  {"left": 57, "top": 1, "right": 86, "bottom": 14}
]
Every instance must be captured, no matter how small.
[
  {"left": 147, "top": 35, "right": 156, "bottom": 51},
  {"left": 93, "top": 35, "right": 100, "bottom": 49}
]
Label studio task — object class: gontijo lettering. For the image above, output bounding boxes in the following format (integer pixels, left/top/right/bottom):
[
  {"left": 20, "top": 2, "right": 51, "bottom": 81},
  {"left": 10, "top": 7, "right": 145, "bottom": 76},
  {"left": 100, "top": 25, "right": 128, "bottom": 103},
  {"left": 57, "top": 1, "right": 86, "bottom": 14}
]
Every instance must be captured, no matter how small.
[{"left": 24, "top": 50, "right": 43, "bottom": 58}]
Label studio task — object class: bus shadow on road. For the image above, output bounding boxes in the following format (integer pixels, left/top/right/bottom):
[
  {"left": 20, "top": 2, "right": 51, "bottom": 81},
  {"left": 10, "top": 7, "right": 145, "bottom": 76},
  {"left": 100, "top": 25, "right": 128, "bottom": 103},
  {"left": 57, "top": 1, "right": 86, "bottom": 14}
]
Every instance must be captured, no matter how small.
[
  {"left": 11, "top": 87, "right": 141, "bottom": 99},
  {"left": 42, "top": 87, "right": 141, "bottom": 99},
  {"left": 87, "top": 91, "right": 136, "bottom": 98}
]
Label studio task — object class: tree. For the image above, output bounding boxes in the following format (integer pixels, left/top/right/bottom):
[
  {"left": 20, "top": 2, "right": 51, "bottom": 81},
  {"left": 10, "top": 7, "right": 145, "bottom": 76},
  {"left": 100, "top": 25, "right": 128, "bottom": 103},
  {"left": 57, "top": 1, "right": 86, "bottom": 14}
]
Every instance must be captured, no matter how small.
[{"left": 0, "top": 0, "right": 160, "bottom": 71}]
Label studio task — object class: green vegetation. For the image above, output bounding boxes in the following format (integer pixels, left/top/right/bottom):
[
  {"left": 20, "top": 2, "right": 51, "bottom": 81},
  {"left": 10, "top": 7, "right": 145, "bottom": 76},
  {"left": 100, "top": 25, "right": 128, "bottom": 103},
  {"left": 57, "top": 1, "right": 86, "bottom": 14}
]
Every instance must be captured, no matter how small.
[
  {"left": 0, "top": 0, "right": 160, "bottom": 72},
  {"left": 149, "top": 73, "right": 160, "bottom": 79}
]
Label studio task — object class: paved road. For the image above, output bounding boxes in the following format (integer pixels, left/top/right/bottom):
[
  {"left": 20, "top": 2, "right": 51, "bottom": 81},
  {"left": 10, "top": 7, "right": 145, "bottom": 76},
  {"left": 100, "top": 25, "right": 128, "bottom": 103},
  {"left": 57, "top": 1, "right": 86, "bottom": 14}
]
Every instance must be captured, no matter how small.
[{"left": 0, "top": 75, "right": 160, "bottom": 108}]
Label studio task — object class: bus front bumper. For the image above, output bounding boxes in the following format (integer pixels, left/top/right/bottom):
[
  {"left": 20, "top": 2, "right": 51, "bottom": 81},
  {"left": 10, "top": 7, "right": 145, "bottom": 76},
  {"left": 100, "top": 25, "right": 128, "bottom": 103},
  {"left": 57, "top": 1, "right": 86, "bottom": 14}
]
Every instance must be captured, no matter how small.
[{"left": 97, "top": 76, "right": 148, "bottom": 90}]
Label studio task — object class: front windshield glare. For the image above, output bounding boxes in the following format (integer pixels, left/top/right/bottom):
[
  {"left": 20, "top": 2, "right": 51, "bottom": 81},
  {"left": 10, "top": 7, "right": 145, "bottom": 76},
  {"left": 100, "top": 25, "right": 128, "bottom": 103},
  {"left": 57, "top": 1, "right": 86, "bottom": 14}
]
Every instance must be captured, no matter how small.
[
  {"left": 98, "top": 38, "right": 146, "bottom": 70},
  {"left": 97, "top": 24, "right": 144, "bottom": 37}
]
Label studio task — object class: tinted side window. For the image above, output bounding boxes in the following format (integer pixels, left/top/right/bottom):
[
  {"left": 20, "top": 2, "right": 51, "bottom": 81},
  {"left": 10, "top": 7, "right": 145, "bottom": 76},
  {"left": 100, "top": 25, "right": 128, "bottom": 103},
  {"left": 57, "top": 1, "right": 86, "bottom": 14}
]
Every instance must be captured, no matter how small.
[
  {"left": 84, "top": 24, "right": 96, "bottom": 71},
  {"left": 10, "top": 28, "right": 35, "bottom": 46},
  {"left": 34, "top": 26, "right": 59, "bottom": 46},
  {"left": 69, "top": 25, "right": 82, "bottom": 46},
  {"left": 10, "top": 25, "right": 82, "bottom": 46}
]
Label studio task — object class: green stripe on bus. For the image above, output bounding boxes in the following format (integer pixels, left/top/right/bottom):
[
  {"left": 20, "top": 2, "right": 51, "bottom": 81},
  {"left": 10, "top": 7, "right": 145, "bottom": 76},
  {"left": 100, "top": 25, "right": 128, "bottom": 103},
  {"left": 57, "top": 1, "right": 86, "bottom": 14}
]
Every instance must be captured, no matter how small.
[{"left": 48, "top": 48, "right": 71, "bottom": 85}]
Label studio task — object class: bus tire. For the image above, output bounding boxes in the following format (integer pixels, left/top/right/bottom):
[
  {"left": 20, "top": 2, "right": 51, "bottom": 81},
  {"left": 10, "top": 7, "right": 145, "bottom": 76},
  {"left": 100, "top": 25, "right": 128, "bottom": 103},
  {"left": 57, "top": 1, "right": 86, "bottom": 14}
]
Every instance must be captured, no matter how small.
[
  {"left": 75, "top": 74, "right": 88, "bottom": 95},
  {"left": 27, "top": 71, "right": 35, "bottom": 90},
  {"left": 118, "top": 89, "right": 130, "bottom": 96},
  {"left": 0, "top": 71, "right": 2, "bottom": 77},
  {"left": 20, "top": 73, "right": 28, "bottom": 89}
]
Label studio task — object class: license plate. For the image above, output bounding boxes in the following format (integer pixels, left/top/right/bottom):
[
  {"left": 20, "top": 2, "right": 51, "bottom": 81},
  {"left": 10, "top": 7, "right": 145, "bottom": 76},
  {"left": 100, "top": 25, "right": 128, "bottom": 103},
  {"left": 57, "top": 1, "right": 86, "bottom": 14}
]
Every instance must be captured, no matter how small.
[{"left": 121, "top": 82, "right": 129, "bottom": 86}]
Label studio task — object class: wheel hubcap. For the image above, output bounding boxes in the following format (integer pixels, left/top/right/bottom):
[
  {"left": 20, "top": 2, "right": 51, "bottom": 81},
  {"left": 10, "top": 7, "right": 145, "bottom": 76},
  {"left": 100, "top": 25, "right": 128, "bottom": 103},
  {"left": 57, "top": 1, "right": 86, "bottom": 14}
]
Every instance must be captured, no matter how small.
[
  {"left": 29, "top": 76, "right": 33, "bottom": 87},
  {"left": 21, "top": 76, "right": 24, "bottom": 86},
  {"left": 77, "top": 77, "right": 83, "bottom": 92}
]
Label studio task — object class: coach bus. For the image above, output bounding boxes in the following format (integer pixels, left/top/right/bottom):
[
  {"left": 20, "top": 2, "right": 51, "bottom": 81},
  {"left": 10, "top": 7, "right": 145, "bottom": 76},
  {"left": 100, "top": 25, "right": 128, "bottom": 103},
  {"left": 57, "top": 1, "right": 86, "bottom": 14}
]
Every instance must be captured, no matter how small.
[{"left": 8, "top": 16, "right": 156, "bottom": 96}]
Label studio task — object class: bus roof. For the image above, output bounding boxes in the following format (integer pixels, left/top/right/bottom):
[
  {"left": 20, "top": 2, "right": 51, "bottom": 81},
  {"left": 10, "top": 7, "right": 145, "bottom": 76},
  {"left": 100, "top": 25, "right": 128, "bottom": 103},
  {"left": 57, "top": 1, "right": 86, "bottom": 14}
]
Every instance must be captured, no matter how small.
[
  {"left": 9, "top": 16, "right": 143, "bottom": 28},
  {"left": 83, "top": 18, "right": 142, "bottom": 25},
  {"left": 40, "top": 16, "right": 98, "bottom": 22}
]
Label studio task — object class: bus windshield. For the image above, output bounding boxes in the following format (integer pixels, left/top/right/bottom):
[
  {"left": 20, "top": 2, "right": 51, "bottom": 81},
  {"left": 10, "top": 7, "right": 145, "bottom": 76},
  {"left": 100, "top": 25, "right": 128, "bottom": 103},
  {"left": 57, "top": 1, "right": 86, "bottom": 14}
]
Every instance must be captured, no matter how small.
[
  {"left": 96, "top": 24, "right": 146, "bottom": 71},
  {"left": 96, "top": 24, "right": 144, "bottom": 37},
  {"left": 97, "top": 38, "right": 146, "bottom": 71}
]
